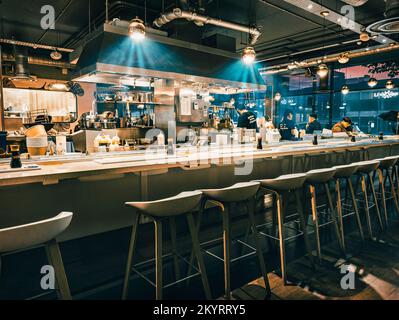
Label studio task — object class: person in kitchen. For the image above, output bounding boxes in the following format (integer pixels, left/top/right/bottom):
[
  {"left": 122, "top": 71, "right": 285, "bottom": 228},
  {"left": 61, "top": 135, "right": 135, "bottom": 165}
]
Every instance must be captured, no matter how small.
[
  {"left": 306, "top": 113, "right": 322, "bottom": 134},
  {"left": 137, "top": 114, "right": 153, "bottom": 127},
  {"left": 236, "top": 104, "right": 258, "bottom": 130},
  {"left": 332, "top": 116, "right": 354, "bottom": 135},
  {"left": 278, "top": 109, "right": 297, "bottom": 141}
]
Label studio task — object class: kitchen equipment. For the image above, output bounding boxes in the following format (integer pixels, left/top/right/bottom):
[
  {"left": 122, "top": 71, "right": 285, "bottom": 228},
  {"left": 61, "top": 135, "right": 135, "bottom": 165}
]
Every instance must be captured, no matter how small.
[
  {"left": 265, "top": 129, "right": 281, "bottom": 144},
  {"left": 25, "top": 125, "right": 47, "bottom": 137},
  {"left": 56, "top": 134, "right": 67, "bottom": 155},
  {"left": 0, "top": 131, "right": 7, "bottom": 152},
  {"left": 26, "top": 136, "right": 48, "bottom": 156}
]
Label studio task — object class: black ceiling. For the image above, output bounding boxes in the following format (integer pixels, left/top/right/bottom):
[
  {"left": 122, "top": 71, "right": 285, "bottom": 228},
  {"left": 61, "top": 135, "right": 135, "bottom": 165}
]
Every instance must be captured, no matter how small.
[{"left": 0, "top": 0, "right": 396, "bottom": 67}]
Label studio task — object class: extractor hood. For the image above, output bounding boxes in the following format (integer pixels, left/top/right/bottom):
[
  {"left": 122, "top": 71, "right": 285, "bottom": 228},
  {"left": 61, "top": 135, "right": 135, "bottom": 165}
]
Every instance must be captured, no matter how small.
[{"left": 72, "top": 23, "right": 265, "bottom": 91}]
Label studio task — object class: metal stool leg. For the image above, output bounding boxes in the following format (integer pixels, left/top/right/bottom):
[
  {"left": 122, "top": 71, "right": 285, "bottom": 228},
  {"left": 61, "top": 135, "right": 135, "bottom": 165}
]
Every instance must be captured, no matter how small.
[
  {"left": 222, "top": 204, "right": 232, "bottom": 300},
  {"left": 186, "top": 213, "right": 212, "bottom": 300},
  {"left": 247, "top": 199, "right": 271, "bottom": 296},
  {"left": 45, "top": 239, "right": 72, "bottom": 300},
  {"left": 347, "top": 178, "right": 365, "bottom": 241},
  {"left": 309, "top": 184, "right": 322, "bottom": 264},
  {"left": 122, "top": 213, "right": 140, "bottom": 300}
]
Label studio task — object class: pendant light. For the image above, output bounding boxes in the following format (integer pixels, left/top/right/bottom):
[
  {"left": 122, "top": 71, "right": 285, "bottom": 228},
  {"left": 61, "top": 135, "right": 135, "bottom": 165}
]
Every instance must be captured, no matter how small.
[
  {"left": 50, "top": 32, "right": 62, "bottom": 60},
  {"left": 341, "top": 85, "right": 349, "bottom": 95},
  {"left": 317, "top": 8, "right": 329, "bottom": 78},
  {"left": 341, "top": 66, "right": 349, "bottom": 95},
  {"left": 368, "top": 77, "right": 378, "bottom": 88},
  {"left": 242, "top": 46, "right": 256, "bottom": 64},
  {"left": 128, "top": 17, "right": 146, "bottom": 41},
  {"left": 338, "top": 52, "right": 350, "bottom": 64},
  {"left": 386, "top": 79, "right": 395, "bottom": 89},
  {"left": 317, "top": 63, "right": 329, "bottom": 78}
]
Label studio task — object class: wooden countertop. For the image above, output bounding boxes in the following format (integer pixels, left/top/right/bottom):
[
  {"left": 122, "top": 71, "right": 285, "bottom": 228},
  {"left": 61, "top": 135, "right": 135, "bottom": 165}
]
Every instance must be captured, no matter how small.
[{"left": 0, "top": 137, "right": 398, "bottom": 187}]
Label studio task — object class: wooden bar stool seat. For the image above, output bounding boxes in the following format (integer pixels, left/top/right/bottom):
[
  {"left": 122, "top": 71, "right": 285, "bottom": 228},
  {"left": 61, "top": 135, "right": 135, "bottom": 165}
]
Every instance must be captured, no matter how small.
[
  {"left": 122, "top": 191, "right": 211, "bottom": 300},
  {"left": 256, "top": 173, "right": 314, "bottom": 285},
  {"left": 0, "top": 212, "right": 73, "bottom": 300}
]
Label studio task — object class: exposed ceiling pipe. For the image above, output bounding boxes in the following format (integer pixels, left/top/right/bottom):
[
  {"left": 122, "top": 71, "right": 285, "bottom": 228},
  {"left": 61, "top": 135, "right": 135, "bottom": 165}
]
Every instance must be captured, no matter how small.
[
  {"left": 258, "top": 38, "right": 360, "bottom": 62},
  {"left": 261, "top": 43, "right": 399, "bottom": 74},
  {"left": 153, "top": 8, "right": 261, "bottom": 45},
  {"left": 0, "top": 39, "right": 74, "bottom": 53}
]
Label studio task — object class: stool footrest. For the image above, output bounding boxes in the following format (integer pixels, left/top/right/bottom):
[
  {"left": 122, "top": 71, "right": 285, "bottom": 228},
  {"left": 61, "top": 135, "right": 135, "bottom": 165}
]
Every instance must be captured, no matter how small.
[{"left": 129, "top": 253, "right": 201, "bottom": 290}]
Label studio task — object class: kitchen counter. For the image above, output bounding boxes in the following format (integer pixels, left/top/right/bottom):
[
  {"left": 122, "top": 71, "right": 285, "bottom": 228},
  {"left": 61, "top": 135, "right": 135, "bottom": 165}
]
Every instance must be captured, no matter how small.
[
  {"left": 1, "top": 136, "right": 398, "bottom": 187},
  {"left": 1, "top": 136, "right": 398, "bottom": 241}
]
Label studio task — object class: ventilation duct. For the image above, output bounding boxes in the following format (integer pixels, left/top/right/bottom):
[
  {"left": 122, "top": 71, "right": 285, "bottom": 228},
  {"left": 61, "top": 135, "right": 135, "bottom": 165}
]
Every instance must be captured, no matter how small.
[
  {"left": 366, "top": 0, "right": 399, "bottom": 34},
  {"left": 73, "top": 23, "right": 265, "bottom": 90},
  {"left": 11, "top": 46, "right": 35, "bottom": 81},
  {"left": 153, "top": 8, "right": 261, "bottom": 45}
]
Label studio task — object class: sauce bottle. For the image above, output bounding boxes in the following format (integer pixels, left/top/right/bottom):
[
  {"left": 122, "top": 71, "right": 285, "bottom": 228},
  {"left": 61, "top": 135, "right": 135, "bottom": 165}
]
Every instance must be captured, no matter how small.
[{"left": 10, "top": 145, "right": 22, "bottom": 169}]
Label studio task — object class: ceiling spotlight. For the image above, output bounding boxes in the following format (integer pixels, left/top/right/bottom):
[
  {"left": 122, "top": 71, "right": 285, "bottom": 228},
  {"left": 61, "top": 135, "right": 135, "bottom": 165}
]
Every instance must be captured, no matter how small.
[
  {"left": 320, "top": 10, "right": 330, "bottom": 17},
  {"left": 368, "top": 77, "right": 378, "bottom": 88},
  {"left": 274, "top": 92, "right": 282, "bottom": 101},
  {"left": 317, "top": 63, "right": 329, "bottom": 78},
  {"left": 360, "top": 31, "right": 370, "bottom": 42},
  {"left": 386, "top": 80, "right": 395, "bottom": 89},
  {"left": 307, "top": 4, "right": 313, "bottom": 9},
  {"left": 50, "top": 49, "right": 62, "bottom": 60},
  {"left": 128, "top": 18, "right": 146, "bottom": 41},
  {"left": 341, "top": 85, "right": 350, "bottom": 95},
  {"left": 338, "top": 52, "right": 350, "bottom": 64},
  {"left": 242, "top": 46, "right": 256, "bottom": 64}
]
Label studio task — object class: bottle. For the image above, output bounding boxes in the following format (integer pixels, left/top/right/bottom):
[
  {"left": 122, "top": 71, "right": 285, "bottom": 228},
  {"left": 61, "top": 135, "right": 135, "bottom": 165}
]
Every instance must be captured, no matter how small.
[
  {"left": 257, "top": 137, "right": 263, "bottom": 150},
  {"left": 378, "top": 132, "right": 384, "bottom": 141},
  {"left": 167, "top": 138, "right": 175, "bottom": 155},
  {"left": 312, "top": 134, "right": 318, "bottom": 146},
  {"left": 10, "top": 145, "right": 22, "bottom": 169}
]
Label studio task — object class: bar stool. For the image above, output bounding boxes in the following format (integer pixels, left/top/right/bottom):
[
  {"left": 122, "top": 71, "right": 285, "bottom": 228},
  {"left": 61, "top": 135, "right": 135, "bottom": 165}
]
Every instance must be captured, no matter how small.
[
  {"left": 333, "top": 164, "right": 364, "bottom": 253},
  {"left": 122, "top": 191, "right": 211, "bottom": 300},
  {"left": 353, "top": 160, "right": 384, "bottom": 239},
  {"left": 305, "top": 168, "right": 345, "bottom": 263},
  {"left": 200, "top": 182, "right": 270, "bottom": 300},
  {"left": 0, "top": 212, "right": 73, "bottom": 300},
  {"left": 256, "top": 173, "right": 314, "bottom": 285},
  {"left": 376, "top": 156, "right": 399, "bottom": 226}
]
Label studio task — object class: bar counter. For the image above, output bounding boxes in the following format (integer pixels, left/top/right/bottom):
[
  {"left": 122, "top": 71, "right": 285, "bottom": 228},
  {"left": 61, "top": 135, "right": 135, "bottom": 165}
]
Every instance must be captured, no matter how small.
[{"left": 1, "top": 137, "right": 399, "bottom": 241}]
